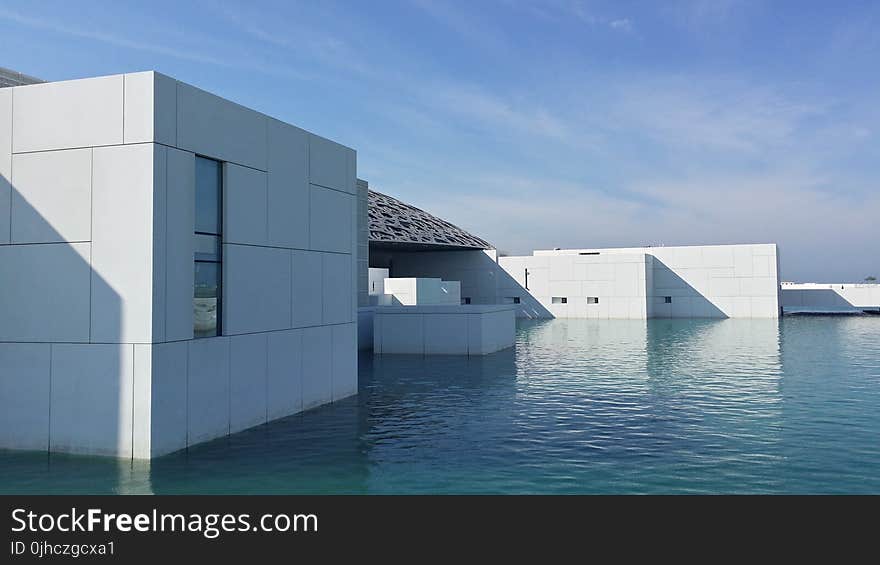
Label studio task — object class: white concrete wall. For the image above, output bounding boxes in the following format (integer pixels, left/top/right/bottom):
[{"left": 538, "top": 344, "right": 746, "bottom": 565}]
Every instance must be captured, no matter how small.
[
  {"left": 498, "top": 253, "right": 650, "bottom": 319},
  {"left": 0, "top": 71, "right": 358, "bottom": 459},
  {"left": 368, "top": 267, "right": 389, "bottom": 297},
  {"left": 373, "top": 305, "right": 516, "bottom": 355},
  {"left": 501, "top": 244, "right": 780, "bottom": 319},
  {"left": 781, "top": 283, "right": 880, "bottom": 313},
  {"left": 386, "top": 249, "right": 502, "bottom": 305},
  {"left": 382, "top": 277, "right": 462, "bottom": 306}
]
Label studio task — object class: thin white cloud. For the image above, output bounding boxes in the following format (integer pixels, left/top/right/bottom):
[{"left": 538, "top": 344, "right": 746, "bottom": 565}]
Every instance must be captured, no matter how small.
[
  {"left": 601, "top": 76, "right": 824, "bottom": 153},
  {"left": 0, "top": 7, "right": 311, "bottom": 80},
  {"left": 421, "top": 83, "right": 572, "bottom": 140},
  {"left": 410, "top": 0, "right": 509, "bottom": 52},
  {"left": 609, "top": 18, "right": 633, "bottom": 32},
  {"left": 212, "top": 3, "right": 382, "bottom": 80},
  {"left": 569, "top": 3, "right": 635, "bottom": 32}
]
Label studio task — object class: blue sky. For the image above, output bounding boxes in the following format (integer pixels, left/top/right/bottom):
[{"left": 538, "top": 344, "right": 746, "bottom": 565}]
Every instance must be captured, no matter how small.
[{"left": 2, "top": 0, "right": 878, "bottom": 281}]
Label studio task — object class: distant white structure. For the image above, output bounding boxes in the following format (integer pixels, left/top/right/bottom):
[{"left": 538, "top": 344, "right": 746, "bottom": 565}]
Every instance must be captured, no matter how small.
[
  {"left": 368, "top": 267, "right": 390, "bottom": 298},
  {"left": 360, "top": 272, "right": 512, "bottom": 355},
  {"left": 381, "top": 244, "right": 781, "bottom": 319},
  {"left": 0, "top": 72, "right": 358, "bottom": 459},
  {"left": 373, "top": 305, "right": 515, "bottom": 355},
  {"left": 781, "top": 283, "right": 880, "bottom": 314},
  {"left": 499, "top": 244, "right": 781, "bottom": 319},
  {"left": 381, "top": 277, "right": 461, "bottom": 306}
]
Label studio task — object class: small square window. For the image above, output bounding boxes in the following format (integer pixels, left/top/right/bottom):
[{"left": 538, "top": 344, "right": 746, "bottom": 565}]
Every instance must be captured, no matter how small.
[
  {"left": 664, "top": 296, "right": 672, "bottom": 304},
  {"left": 552, "top": 297, "right": 567, "bottom": 304},
  {"left": 587, "top": 297, "right": 599, "bottom": 304},
  {"left": 461, "top": 297, "right": 471, "bottom": 305}
]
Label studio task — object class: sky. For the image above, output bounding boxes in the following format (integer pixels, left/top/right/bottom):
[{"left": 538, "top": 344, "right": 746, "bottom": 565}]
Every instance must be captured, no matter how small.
[{"left": 1, "top": 0, "right": 878, "bottom": 282}]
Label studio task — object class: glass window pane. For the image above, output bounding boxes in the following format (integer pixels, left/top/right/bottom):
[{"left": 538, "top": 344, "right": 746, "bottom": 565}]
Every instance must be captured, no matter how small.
[
  {"left": 194, "top": 262, "right": 221, "bottom": 338},
  {"left": 194, "top": 234, "right": 221, "bottom": 262},
  {"left": 195, "top": 157, "right": 221, "bottom": 234}
]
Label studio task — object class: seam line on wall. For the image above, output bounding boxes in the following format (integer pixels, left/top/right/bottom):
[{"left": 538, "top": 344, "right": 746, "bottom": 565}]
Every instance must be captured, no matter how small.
[
  {"left": 164, "top": 146, "right": 169, "bottom": 341},
  {"left": 0, "top": 240, "right": 92, "bottom": 247},
  {"left": 306, "top": 139, "right": 311, "bottom": 248},
  {"left": 47, "top": 343, "right": 53, "bottom": 452},
  {"left": 222, "top": 241, "right": 351, "bottom": 255},
  {"left": 289, "top": 251, "right": 294, "bottom": 328},
  {"left": 264, "top": 332, "right": 268, "bottom": 425},
  {"left": 309, "top": 181, "right": 356, "bottom": 196},
  {"left": 10, "top": 141, "right": 270, "bottom": 173},
  {"left": 228, "top": 338, "right": 232, "bottom": 436},
  {"left": 8, "top": 88, "right": 13, "bottom": 243},
  {"left": 299, "top": 330, "right": 304, "bottom": 413},
  {"left": 88, "top": 148, "right": 94, "bottom": 343},
  {"left": 130, "top": 343, "right": 135, "bottom": 461},
  {"left": 0, "top": 322, "right": 354, "bottom": 345},
  {"left": 185, "top": 342, "right": 190, "bottom": 451}
]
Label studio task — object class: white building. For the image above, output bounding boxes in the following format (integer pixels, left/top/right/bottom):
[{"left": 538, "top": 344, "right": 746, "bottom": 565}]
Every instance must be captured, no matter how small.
[
  {"left": 499, "top": 244, "right": 781, "bottom": 319},
  {"left": 0, "top": 71, "right": 358, "bottom": 459},
  {"left": 381, "top": 243, "right": 781, "bottom": 319},
  {"left": 781, "top": 282, "right": 880, "bottom": 314}
]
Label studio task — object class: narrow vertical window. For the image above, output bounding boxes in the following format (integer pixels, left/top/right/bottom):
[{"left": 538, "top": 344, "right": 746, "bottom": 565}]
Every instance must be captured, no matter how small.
[{"left": 194, "top": 157, "right": 222, "bottom": 338}]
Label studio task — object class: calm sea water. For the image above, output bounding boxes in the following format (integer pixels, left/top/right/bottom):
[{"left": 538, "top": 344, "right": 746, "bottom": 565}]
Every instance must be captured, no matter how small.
[{"left": 2, "top": 316, "right": 879, "bottom": 494}]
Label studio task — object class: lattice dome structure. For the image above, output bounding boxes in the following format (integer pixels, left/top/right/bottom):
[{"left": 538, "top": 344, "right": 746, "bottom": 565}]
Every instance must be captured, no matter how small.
[{"left": 368, "top": 190, "right": 492, "bottom": 250}]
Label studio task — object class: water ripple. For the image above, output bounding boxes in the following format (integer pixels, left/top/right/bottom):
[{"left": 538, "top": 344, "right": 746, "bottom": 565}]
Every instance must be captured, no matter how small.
[{"left": 1, "top": 317, "right": 879, "bottom": 493}]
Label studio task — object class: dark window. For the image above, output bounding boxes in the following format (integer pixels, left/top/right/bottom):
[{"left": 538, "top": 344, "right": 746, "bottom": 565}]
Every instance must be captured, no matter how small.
[
  {"left": 194, "top": 157, "right": 222, "bottom": 338},
  {"left": 195, "top": 157, "right": 222, "bottom": 234},
  {"left": 552, "top": 297, "right": 567, "bottom": 304},
  {"left": 513, "top": 296, "right": 521, "bottom": 304},
  {"left": 664, "top": 296, "right": 672, "bottom": 304},
  {"left": 461, "top": 297, "right": 472, "bottom": 305},
  {"left": 578, "top": 252, "right": 600, "bottom": 256},
  {"left": 587, "top": 297, "right": 599, "bottom": 304}
]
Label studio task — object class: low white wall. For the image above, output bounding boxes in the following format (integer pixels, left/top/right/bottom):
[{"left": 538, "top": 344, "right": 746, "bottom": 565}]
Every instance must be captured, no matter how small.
[
  {"left": 368, "top": 267, "right": 389, "bottom": 296},
  {"left": 388, "top": 249, "right": 501, "bottom": 305},
  {"left": 781, "top": 283, "right": 880, "bottom": 313},
  {"left": 373, "top": 305, "right": 516, "bottom": 355},
  {"left": 382, "top": 277, "right": 461, "bottom": 305},
  {"left": 498, "top": 253, "right": 650, "bottom": 319},
  {"left": 500, "top": 244, "right": 780, "bottom": 319}
]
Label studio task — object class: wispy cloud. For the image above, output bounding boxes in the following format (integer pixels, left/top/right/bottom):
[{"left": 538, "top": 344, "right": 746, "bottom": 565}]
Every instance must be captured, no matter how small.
[
  {"left": 569, "top": 3, "right": 635, "bottom": 32},
  {"left": 602, "top": 76, "right": 824, "bottom": 153},
  {"left": 420, "top": 83, "right": 572, "bottom": 140},
  {"left": 410, "top": 0, "right": 510, "bottom": 52},
  {"left": 609, "top": 18, "right": 633, "bottom": 32},
  {"left": 3, "top": 0, "right": 875, "bottom": 280},
  {"left": 0, "top": 8, "right": 227, "bottom": 67},
  {"left": 0, "top": 6, "right": 311, "bottom": 80},
  {"left": 211, "top": 3, "right": 382, "bottom": 79}
]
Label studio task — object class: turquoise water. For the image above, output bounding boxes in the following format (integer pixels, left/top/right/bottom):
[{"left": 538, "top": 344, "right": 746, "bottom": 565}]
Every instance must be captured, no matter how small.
[{"left": 2, "top": 317, "right": 879, "bottom": 494}]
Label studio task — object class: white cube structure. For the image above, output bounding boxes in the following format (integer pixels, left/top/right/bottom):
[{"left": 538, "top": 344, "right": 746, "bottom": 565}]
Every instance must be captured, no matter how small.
[
  {"left": 496, "top": 244, "right": 781, "bottom": 319},
  {"left": 382, "top": 278, "right": 462, "bottom": 306},
  {"left": 0, "top": 72, "right": 358, "bottom": 459},
  {"left": 373, "top": 305, "right": 516, "bottom": 355},
  {"left": 781, "top": 283, "right": 880, "bottom": 314}
]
